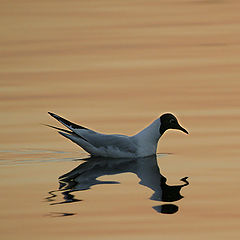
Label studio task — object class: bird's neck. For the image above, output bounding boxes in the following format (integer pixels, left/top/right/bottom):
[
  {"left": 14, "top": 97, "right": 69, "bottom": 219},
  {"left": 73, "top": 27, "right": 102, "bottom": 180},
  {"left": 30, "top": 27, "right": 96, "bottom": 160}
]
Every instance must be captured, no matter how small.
[{"left": 135, "top": 118, "right": 162, "bottom": 143}]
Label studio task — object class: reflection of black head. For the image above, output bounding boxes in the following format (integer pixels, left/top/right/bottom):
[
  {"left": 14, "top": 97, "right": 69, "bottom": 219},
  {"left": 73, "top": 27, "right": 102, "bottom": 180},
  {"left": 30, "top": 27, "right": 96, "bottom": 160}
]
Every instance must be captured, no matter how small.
[
  {"left": 150, "top": 175, "right": 189, "bottom": 202},
  {"left": 161, "top": 178, "right": 187, "bottom": 202},
  {"left": 153, "top": 204, "right": 179, "bottom": 214}
]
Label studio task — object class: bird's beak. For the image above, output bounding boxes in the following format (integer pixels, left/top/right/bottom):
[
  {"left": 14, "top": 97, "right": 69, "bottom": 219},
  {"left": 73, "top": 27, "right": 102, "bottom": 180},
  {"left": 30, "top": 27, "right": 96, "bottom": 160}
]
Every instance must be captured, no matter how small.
[{"left": 177, "top": 124, "right": 189, "bottom": 134}]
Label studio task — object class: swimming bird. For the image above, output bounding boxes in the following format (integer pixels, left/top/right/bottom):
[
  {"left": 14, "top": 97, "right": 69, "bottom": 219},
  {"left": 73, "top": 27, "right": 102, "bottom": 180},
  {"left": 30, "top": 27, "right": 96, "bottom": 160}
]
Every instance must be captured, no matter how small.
[{"left": 47, "top": 112, "right": 188, "bottom": 158}]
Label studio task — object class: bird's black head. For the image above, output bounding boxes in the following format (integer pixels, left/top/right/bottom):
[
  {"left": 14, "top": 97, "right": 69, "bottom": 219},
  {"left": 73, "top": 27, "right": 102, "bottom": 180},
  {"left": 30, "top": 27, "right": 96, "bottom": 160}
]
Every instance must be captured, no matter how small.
[{"left": 159, "top": 113, "right": 188, "bottom": 135}]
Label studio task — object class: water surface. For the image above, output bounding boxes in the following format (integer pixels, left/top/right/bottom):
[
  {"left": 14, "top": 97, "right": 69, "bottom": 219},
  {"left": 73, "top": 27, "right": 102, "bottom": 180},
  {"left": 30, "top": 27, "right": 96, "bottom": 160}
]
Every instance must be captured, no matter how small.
[{"left": 1, "top": 0, "right": 240, "bottom": 239}]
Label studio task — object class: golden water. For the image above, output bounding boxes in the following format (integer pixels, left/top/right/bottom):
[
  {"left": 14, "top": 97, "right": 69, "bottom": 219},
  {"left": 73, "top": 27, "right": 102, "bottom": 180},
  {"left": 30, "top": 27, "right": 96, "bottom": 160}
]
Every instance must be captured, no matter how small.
[{"left": 1, "top": 1, "right": 240, "bottom": 239}]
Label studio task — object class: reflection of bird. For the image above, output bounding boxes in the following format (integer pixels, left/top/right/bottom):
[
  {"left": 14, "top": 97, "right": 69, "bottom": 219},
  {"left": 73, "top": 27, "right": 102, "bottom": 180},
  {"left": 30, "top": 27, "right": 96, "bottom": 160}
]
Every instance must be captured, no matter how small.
[
  {"left": 47, "top": 112, "right": 188, "bottom": 158},
  {"left": 56, "top": 155, "right": 189, "bottom": 214}
]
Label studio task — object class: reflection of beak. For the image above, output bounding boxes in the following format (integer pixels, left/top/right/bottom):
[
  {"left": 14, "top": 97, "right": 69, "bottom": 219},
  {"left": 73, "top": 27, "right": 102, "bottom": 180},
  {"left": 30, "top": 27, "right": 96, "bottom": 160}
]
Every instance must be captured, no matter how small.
[{"left": 177, "top": 125, "right": 189, "bottom": 134}]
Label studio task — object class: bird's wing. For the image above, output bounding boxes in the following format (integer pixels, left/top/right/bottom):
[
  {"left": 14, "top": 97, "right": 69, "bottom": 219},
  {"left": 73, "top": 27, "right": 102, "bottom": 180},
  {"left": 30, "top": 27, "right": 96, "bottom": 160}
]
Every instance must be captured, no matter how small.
[
  {"left": 48, "top": 112, "right": 137, "bottom": 153},
  {"left": 78, "top": 132, "right": 137, "bottom": 153}
]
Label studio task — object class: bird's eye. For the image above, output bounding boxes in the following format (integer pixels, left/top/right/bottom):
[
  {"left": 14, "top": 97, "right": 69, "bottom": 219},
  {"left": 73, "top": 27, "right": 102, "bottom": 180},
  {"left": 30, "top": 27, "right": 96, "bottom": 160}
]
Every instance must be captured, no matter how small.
[{"left": 170, "top": 119, "right": 176, "bottom": 124}]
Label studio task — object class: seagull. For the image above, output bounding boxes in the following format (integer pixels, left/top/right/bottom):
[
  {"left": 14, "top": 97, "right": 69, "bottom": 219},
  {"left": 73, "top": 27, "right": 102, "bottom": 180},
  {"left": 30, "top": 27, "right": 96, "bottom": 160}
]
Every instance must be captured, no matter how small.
[{"left": 47, "top": 112, "right": 188, "bottom": 158}]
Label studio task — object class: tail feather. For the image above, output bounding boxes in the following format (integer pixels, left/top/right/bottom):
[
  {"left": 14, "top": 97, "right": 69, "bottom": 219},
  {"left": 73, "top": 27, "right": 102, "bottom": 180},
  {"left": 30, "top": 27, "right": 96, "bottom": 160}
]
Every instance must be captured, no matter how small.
[
  {"left": 58, "top": 131, "right": 96, "bottom": 156},
  {"left": 47, "top": 111, "right": 96, "bottom": 156}
]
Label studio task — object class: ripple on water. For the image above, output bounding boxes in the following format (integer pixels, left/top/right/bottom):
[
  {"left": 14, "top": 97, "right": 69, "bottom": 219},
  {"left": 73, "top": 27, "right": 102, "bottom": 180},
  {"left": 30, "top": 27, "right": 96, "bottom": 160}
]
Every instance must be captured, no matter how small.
[{"left": 0, "top": 149, "right": 86, "bottom": 166}]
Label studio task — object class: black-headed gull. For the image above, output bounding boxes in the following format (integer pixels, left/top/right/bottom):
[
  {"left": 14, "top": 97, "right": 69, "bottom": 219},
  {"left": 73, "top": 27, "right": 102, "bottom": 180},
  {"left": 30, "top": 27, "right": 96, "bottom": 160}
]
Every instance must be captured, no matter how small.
[{"left": 47, "top": 112, "right": 188, "bottom": 158}]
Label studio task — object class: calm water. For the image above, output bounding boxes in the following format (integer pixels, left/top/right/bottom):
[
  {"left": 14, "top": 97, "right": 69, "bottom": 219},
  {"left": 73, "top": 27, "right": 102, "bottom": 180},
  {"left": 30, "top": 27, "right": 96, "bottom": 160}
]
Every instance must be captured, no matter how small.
[{"left": 1, "top": 1, "right": 240, "bottom": 239}]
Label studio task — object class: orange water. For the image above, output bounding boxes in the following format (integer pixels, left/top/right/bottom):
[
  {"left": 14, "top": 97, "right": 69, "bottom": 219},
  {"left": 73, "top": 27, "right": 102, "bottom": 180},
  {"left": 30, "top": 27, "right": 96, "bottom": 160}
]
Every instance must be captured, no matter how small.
[{"left": 1, "top": 1, "right": 240, "bottom": 239}]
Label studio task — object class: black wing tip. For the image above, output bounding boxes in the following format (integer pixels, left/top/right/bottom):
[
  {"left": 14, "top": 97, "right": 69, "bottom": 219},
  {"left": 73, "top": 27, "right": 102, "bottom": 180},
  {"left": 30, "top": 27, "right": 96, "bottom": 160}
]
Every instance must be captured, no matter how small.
[
  {"left": 48, "top": 112, "right": 62, "bottom": 121},
  {"left": 48, "top": 111, "right": 88, "bottom": 130},
  {"left": 48, "top": 112, "right": 57, "bottom": 118}
]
